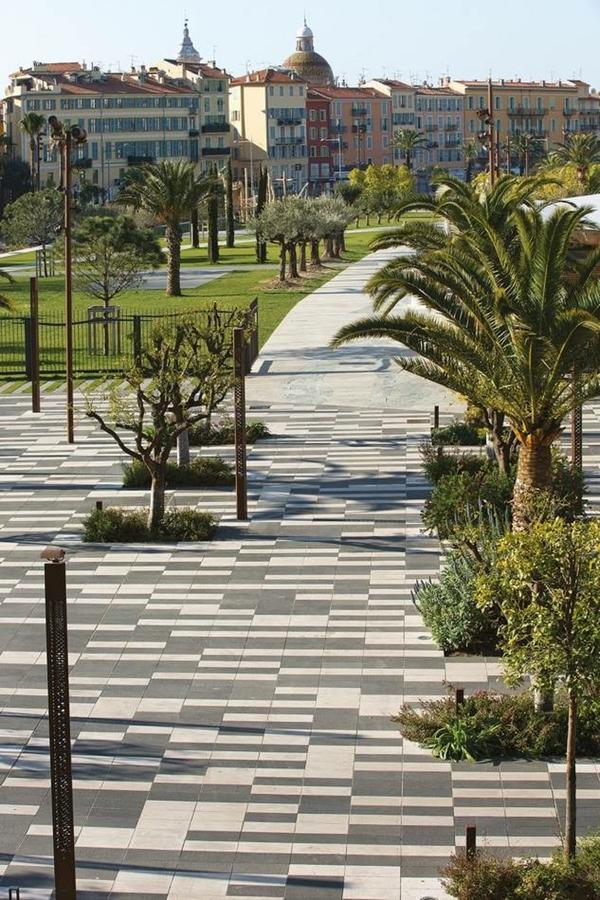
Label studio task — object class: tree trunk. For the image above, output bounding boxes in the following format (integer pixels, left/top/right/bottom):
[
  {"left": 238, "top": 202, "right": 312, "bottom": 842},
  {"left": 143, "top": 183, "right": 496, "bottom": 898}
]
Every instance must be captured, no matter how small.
[
  {"left": 324, "top": 237, "right": 334, "bottom": 259},
  {"left": 36, "top": 135, "right": 42, "bottom": 192},
  {"left": 340, "top": 231, "right": 346, "bottom": 252},
  {"left": 177, "top": 429, "right": 190, "bottom": 467},
  {"left": 207, "top": 191, "right": 219, "bottom": 263},
  {"left": 279, "top": 242, "right": 287, "bottom": 281},
  {"left": 148, "top": 467, "right": 166, "bottom": 532},
  {"left": 565, "top": 690, "right": 577, "bottom": 860},
  {"left": 288, "top": 243, "right": 299, "bottom": 279},
  {"left": 333, "top": 236, "right": 342, "bottom": 258},
  {"left": 165, "top": 225, "right": 182, "bottom": 296},
  {"left": 225, "top": 159, "right": 235, "bottom": 248},
  {"left": 512, "top": 440, "right": 553, "bottom": 531},
  {"left": 30, "top": 141, "right": 35, "bottom": 193},
  {"left": 299, "top": 242, "right": 307, "bottom": 273},
  {"left": 310, "top": 239, "right": 322, "bottom": 268},
  {"left": 191, "top": 207, "right": 199, "bottom": 248}
]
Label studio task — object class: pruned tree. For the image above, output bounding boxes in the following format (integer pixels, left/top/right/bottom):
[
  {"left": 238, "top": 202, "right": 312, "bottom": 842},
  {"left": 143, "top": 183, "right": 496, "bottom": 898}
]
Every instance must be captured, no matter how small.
[
  {"left": 86, "top": 311, "right": 246, "bottom": 530},
  {"left": 477, "top": 519, "right": 600, "bottom": 860},
  {"left": 253, "top": 197, "right": 301, "bottom": 282},
  {"left": 1, "top": 187, "right": 62, "bottom": 276}
]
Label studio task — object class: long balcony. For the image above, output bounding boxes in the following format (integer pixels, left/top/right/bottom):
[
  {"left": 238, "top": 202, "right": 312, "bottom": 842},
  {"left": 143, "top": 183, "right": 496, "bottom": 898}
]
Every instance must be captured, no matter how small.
[
  {"left": 276, "top": 117, "right": 303, "bottom": 126},
  {"left": 424, "top": 124, "right": 439, "bottom": 132},
  {"left": 201, "top": 147, "right": 231, "bottom": 156},
  {"left": 72, "top": 157, "right": 93, "bottom": 169},
  {"left": 202, "top": 122, "right": 230, "bottom": 133},
  {"left": 351, "top": 107, "right": 368, "bottom": 116},
  {"left": 127, "top": 155, "right": 154, "bottom": 165},
  {"left": 508, "top": 106, "right": 546, "bottom": 116},
  {"left": 275, "top": 136, "right": 303, "bottom": 145}
]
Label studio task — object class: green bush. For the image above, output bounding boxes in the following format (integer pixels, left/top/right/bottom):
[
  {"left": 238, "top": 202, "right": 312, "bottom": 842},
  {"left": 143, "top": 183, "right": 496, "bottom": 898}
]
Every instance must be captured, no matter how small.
[
  {"left": 420, "top": 443, "right": 489, "bottom": 486},
  {"left": 414, "top": 551, "right": 501, "bottom": 654},
  {"left": 189, "top": 418, "right": 270, "bottom": 446},
  {"left": 423, "top": 717, "right": 502, "bottom": 762},
  {"left": 83, "top": 506, "right": 217, "bottom": 543},
  {"left": 422, "top": 468, "right": 513, "bottom": 541},
  {"left": 394, "top": 690, "right": 600, "bottom": 760},
  {"left": 431, "top": 421, "right": 486, "bottom": 446},
  {"left": 442, "top": 839, "right": 600, "bottom": 900},
  {"left": 122, "top": 456, "right": 234, "bottom": 488}
]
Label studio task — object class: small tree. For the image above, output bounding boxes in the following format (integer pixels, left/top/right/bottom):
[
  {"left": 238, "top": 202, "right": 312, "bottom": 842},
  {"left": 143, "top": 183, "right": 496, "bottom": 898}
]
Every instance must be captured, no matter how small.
[
  {"left": 477, "top": 519, "right": 600, "bottom": 860},
  {"left": 2, "top": 188, "right": 62, "bottom": 276},
  {"left": 86, "top": 312, "right": 244, "bottom": 530},
  {"left": 73, "top": 215, "right": 163, "bottom": 309},
  {"left": 254, "top": 198, "right": 301, "bottom": 282}
]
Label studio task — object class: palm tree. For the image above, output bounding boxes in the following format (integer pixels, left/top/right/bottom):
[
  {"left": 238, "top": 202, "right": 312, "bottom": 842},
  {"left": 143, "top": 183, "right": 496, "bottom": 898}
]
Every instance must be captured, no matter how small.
[
  {"left": 333, "top": 175, "right": 600, "bottom": 530},
  {"left": 550, "top": 132, "right": 600, "bottom": 192},
  {"left": 19, "top": 112, "right": 45, "bottom": 192},
  {"left": 462, "top": 141, "right": 480, "bottom": 182},
  {"left": 118, "top": 161, "right": 210, "bottom": 296},
  {"left": 510, "top": 132, "right": 544, "bottom": 176},
  {"left": 391, "top": 129, "right": 427, "bottom": 172}
]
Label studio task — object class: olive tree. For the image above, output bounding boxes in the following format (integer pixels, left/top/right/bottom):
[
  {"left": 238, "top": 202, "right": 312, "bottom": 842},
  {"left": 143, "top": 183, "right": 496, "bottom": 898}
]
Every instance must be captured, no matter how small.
[
  {"left": 86, "top": 311, "right": 245, "bottom": 530},
  {"left": 2, "top": 188, "right": 62, "bottom": 276},
  {"left": 477, "top": 519, "right": 600, "bottom": 860}
]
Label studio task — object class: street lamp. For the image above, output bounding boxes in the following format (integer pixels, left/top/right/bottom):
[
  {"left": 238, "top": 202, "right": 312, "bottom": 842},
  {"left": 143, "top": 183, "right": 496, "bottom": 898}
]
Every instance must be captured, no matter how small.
[{"left": 47, "top": 116, "right": 87, "bottom": 444}]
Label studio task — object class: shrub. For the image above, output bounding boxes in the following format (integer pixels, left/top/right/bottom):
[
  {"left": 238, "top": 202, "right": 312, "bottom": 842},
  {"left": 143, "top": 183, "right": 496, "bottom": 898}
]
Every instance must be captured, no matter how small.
[
  {"left": 123, "top": 456, "right": 234, "bottom": 488},
  {"left": 420, "top": 443, "right": 489, "bottom": 486},
  {"left": 189, "top": 418, "right": 270, "bottom": 446},
  {"left": 394, "top": 689, "right": 600, "bottom": 760},
  {"left": 442, "top": 850, "right": 600, "bottom": 900},
  {"left": 414, "top": 551, "right": 501, "bottom": 654},
  {"left": 422, "top": 468, "right": 514, "bottom": 541},
  {"left": 431, "top": 421, "right": 485, "bottom": 446},
  {"left": 423, "top": 716, "right": 502, "bottom": 762},
  {"left": 83, "top": 506, "right": 217, "bottom": 543}
]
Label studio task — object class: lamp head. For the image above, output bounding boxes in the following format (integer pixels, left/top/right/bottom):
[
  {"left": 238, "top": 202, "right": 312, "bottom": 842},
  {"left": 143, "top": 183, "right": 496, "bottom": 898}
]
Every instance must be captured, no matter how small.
[{"left": 41, "top": 546, "right": 67, "bottom": 563}]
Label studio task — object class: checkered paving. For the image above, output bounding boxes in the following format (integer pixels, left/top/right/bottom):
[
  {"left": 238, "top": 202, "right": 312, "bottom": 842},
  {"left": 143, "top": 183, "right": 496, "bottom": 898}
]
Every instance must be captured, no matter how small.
[{"left": 0, "top": 391, "right": 598, "bottom": 900}]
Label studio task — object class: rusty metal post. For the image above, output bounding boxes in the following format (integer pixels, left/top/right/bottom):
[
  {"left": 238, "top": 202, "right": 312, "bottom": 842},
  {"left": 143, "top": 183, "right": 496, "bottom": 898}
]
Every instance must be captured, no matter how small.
[
  {"left": 233, "top": 327, "right": 248, "bottom": 521},
  {"left": 571, "top": 404, "right": 583, "bottom": 472},
  {"left": 488, "top": 79, "right": 496, "bottom": 186},
  {"left": 64, "top": 134, "right": 75, "bottom": 444},
  {"left": 43, "top": 556, "right": 76, "bottom": 900},
  {"left": 465, "top": 824, "right": 477, "bottom": 860},
  {"left": 30, "top": 277, "right": 41, "bottom": 413},
  {"left": 433, "top": 405, "right": 440, "bottom": 430},
  {"left": 455, "top": 688, "right": 465, "bottom": 714}
]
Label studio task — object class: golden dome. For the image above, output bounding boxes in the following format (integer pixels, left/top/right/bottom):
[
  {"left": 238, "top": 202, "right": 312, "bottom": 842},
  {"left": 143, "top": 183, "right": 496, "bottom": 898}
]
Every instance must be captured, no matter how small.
[{"left": 282, "top": 20, "right": 334, "bottom": 86}]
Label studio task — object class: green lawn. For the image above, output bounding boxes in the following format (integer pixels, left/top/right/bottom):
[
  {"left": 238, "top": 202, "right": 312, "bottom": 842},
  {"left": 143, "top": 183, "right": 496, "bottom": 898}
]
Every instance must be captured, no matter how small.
[
  {"left": 0, "top": 229, "right": 381, "bottom": 378},
  {"left": 0, "top": 250, "right": 37, "bottom": 267}
]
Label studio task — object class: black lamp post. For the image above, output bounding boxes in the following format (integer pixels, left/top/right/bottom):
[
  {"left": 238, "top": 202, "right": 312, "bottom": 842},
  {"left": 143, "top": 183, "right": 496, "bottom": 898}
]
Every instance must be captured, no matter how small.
[{"left": 47, "top": 116, "right": 87, "bottom": 445}]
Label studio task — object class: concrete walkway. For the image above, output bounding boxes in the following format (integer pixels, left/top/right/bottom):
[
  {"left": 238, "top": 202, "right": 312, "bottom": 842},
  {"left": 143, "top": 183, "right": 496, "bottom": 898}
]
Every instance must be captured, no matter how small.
[
  {"left": 248, "top": 250, "right": 462, "bottom": 412},
  {"left": 0, "top": 253, "right": 597, "bottom": 899}
]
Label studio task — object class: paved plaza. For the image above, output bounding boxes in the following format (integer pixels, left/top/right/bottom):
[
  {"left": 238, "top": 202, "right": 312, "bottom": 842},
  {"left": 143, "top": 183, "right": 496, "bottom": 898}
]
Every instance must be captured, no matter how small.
[{"left": 0, "top": 253, "right": 598, "bottom": 898}]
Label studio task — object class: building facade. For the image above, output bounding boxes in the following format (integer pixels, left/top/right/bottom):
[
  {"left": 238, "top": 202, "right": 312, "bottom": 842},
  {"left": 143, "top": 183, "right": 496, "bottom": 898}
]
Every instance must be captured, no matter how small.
[
  {"left": 449, "top": 78, "right": 600, "bottom": 154},
  {"left": 305, "top": 90, "right": 333, "bottom": 193},
  {"left": 3, "top": 61, "right": 199, "bottom": 199},
  {"left": 230, "top": 68, "right": 308, "bottom": 198}
]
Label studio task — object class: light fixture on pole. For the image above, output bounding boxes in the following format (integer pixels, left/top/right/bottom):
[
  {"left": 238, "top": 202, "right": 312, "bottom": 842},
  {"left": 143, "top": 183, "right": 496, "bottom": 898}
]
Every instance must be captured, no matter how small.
[{"left": 47, "top": 116, "right": 87, "bottom": 444}]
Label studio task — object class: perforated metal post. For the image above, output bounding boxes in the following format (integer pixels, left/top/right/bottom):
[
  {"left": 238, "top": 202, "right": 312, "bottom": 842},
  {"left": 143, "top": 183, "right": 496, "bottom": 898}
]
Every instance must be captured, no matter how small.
[
  {"left": 571, "top": 404, "right": 583, "bottom": 472},
  {"left": 44, "top": 559, "right": 76, "bottom": 900},
  {"left": 465, "top": 824, "right": 477, "bottom": 860},
  {"left": 233, "top": 327, "right": 248, "bottom": 521},
  {"left": 433, "top": 405, "right": 440, "bottom": 430},
  {"left": 30, "top": 277, "right": 41, "bottom": 413}
]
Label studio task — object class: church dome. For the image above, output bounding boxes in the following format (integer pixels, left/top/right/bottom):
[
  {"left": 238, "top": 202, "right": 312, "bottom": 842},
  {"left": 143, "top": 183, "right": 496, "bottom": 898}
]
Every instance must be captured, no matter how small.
[
  {"left": 282, "top": 19, "right": 334, "bottom": 86},
  {"left": 177, "top": 20, "right": 201, "bottom": 64}
]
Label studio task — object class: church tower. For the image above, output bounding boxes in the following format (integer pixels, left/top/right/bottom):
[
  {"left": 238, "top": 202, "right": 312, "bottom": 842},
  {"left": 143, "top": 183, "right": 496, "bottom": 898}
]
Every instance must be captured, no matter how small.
[{"left": 177, "top": 20, "right": 201, "bottom": 64}]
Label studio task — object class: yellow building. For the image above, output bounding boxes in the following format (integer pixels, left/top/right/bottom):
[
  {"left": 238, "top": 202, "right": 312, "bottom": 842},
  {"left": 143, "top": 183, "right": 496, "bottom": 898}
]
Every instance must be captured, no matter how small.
[
  {"left": 449, "top": 77, "right": 600, "bottom": 153},
  {"left": 230, "top": 68, "right": 309, "bottom": 198}
]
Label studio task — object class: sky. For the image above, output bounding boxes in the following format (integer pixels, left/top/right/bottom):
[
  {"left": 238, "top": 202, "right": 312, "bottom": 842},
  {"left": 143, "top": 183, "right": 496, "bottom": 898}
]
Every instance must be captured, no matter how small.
[{"left": 3, "top": 0, "right": 600, "bottom": 88}]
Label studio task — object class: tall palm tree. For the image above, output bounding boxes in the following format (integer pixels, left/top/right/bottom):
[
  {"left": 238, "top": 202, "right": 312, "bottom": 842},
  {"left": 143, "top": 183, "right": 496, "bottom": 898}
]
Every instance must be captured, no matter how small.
[
  {"left": 462, "top": 141, "right": 480, "bottom": 182},
  {"left": 511, "top": 132, "right": 544, "bottom": 176},
  {"left": 550, "top": 132, "right": 600, "bottom": 193},
  {"left": 118, "top": 161, "right": 210, "bottom": 296},
  {"left": 19, "top": 112, "right": 45, "bottom": 192},
  {"left": 334, "top": 176, "right": 600, "bottom": 529},
  {"left": 391, "top": 129, "right": 427, "bottom": 172}
]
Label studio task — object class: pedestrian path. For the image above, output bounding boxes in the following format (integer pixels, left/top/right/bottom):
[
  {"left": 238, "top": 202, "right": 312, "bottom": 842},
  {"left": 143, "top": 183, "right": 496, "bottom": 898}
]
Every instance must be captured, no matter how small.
[{"left": 0, "top": 253, "right": 597, "bottom": 899}]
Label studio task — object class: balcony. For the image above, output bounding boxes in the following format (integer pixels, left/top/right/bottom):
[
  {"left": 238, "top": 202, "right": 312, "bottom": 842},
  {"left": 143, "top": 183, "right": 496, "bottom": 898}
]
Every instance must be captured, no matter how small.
[
  {"left": 508, "top": 106, "right": 546, "bottom": 116},
  {"left": 424, "top": 124, "right": 439, "bottom": 132},
  {"left": 351, "top": 107, "right": 368, "bottom": 117},
  {"left": 201, "top": 147, "right": 231, "bottom": 156},
  {"left": 72, "top": 157, "right": 92, "bottom": 169},
  {"left": 202, "top": 122, "right": 230, "bottom": 133},
  {"left": 127, "top": 155, "right": 154, "bottom": 165},
  {"left": 563, "top": 108, "right": 576, "bottom": 116},
  {"left": 189, "top": 129, "right": 200, "bottom": 137},
  {"left": 277, "top": 117, "right": 303, "bottom": 126},
  {"left": 329, "top": 125, "right": 347, "bottom": 134},
  {"left": 275, "top": 136, "right": 303, "bottom": 145},
  {"left": 444, "top": 123, "right": 460, "bottom": 131}
]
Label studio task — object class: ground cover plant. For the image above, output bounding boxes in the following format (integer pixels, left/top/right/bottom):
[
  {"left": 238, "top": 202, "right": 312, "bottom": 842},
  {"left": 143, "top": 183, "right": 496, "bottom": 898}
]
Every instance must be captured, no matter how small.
[
  {"left": 83, "top": 506, "right": 216, "bottom": 543},
  {"left": 123, "top": 456, "right": 234, "bottom": 488},
  {"left": 188, "top": 418, "right": 270, "bottom": 446}
]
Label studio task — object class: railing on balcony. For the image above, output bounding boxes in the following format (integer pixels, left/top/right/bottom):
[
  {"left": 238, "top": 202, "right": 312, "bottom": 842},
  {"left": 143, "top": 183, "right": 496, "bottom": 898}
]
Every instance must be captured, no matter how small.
[
  {"left": 508, "top": 107, "right": 546, "bottom": 117},
  {"left": 72, "top": 157, "right": 92, "bottom": 169},
  {"left": 202, "top": 122, "right": 230, "bottom": 133},
  {"left": 329, "top": 125, "right": 347, "bottom": 134},
  {"left": 563, "top": 108, "right": 576, "bottom": 116},
  {"left": 201, "top": 147, "right": 231, "bottom": 156},
  {"left": 126, "top": 155, "right": 155, "bottom": 165},
  {"left": 424, "top": 124, "right": 439, "bottom": 132},
  {"left": 351, "top": 107, "right": 368, "bottom": 116},
  {"left": 276, "top": 117, "right": 303, "bottom": 126},
  {"left": 275, "top": 137, "right": 303, "bottom": 145}
]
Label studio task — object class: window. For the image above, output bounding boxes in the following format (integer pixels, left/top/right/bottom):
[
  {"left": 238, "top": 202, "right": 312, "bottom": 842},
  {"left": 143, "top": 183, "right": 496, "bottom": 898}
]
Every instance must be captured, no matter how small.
[
  {"left": 289, "top": 86, "right": 294, "bottom": 96},
  {"left": 310, "top": 127, "right": 317, "bottom": 139},
  {"left": 319, "top": 109, "right": 326, "bottom": 121},
  {"left": 310, "top": 146, "right": 316, "bottom": 156},
  {"left": 310, "top": 163, "right": 319, "bottom": 178},
  {"left": 320, "top": 127, "right": 327, "bottom": 139},
  {"left": 269, "top": 86, "right": 274, "bottom": 96},
  {"left": 321, "top": 163, "right": 330, "bottom": 177},
  {"left": 279, "top": 86, "right": 284, "bottom": 96},
  {"left": 309, "top": 109, "right": 316, "bottom": 120},
  {"left": 495, "top": 96, "right": 501, "bottom": 110},
  {"left": 320, "top": 144, "right": 328, "bottom": 156},
  {"left": 468, "top": 96, "right": 474, "bottom": 110}
]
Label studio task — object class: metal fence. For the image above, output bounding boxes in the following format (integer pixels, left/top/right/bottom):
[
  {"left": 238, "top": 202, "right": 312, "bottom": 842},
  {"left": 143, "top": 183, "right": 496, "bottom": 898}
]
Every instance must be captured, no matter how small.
[{"left": 0, "top": 300, "right": 259, "bottom": 379}]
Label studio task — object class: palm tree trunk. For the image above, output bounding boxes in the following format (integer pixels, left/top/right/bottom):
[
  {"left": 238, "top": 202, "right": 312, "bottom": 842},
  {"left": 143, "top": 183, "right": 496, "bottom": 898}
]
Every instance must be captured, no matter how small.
[
  {"left": 165, "top": 225, "right": 182, "bottom": 296},
  {"left": 29, "top": 140, "right": 35, "bottom": 193},
  {"left": 36, "top": 134, "right": 42, "bottom": 192},
  {"left": 190, "top": 208, "right": 199, "bottom": 249},
  {"left": 148, "top": 467, "right": 166, "bottom": 532},
  {"left": 565, "top": 690, "right": 577, "bottom": 860},
  {"left": 512, "top": 440, "right": 553, "bottom": 531}
]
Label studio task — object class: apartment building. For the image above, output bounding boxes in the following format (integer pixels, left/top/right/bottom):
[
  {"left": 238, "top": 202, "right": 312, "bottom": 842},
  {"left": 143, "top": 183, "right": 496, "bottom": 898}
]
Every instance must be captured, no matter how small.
[
  {"left": 230, "top": 68, "right": 308, "bottom": 197},
  {"left": 449, "top": 77, "right": 600, "bottom": 152},
  {"left": 306, "top": 85, "right": 391, "bottom": 191},
  {"left": 305, "top": 90, "right": 333, "bottom": 193},
  {"left": 153, "top": 22, "right": 232, "bottom": 172},
  {"left": 3, "top": 61, "right": 199, "bottom": 199}
]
